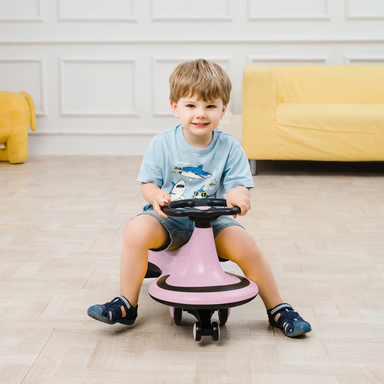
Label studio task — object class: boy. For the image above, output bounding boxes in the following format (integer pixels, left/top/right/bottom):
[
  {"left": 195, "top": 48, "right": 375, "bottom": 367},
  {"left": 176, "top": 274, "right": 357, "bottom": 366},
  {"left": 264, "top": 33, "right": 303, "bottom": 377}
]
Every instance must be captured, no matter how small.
[{"left": 88, "top": 59, "right": 311, "bottom": 337}]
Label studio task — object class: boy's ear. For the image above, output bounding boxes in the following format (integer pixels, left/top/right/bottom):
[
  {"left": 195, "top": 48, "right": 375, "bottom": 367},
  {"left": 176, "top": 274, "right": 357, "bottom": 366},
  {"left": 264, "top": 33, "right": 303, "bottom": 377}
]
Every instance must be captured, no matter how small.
[
  {"left": 170, "top": 101, "right": 179, "bottom": 118},
  {"left": 220, "top": 104, "right": 228, "bottom": 119}
]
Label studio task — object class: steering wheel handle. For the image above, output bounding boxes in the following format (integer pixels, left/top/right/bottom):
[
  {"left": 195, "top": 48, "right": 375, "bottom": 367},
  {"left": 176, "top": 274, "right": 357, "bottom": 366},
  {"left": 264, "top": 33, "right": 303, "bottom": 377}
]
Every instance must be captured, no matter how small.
[{"left": 161, "top": 199, "right": 240, "bottom": 220}]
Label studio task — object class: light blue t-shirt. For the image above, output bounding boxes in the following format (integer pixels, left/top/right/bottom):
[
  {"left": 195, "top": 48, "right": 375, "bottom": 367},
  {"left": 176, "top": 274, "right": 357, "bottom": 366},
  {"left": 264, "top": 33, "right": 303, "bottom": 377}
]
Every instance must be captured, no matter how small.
[{"left": 137, "top": 124, "right": 254, "bottom": 201}]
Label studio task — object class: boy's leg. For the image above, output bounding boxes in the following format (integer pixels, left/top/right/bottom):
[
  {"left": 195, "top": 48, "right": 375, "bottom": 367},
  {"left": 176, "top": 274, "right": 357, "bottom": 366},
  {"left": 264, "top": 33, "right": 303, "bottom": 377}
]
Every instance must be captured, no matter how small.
[
  {"left": 215, "top": 225, "right": 311, "bottom": 336},
  {"left": 120, "top": 214, "right": 169, "bottom": 308},
  {"left": 214, "top": 225, "right": 283, "bottom": 311},
  {"left": 87, "top": 214, "right": 169, "bottom": 325}
]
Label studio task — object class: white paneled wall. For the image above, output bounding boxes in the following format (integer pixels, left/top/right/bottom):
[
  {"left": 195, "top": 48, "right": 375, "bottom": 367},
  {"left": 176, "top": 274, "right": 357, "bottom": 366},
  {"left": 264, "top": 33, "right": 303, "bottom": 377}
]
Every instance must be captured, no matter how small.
[{"left": 0, "top": 0, "right": 383, "bottom": 155}]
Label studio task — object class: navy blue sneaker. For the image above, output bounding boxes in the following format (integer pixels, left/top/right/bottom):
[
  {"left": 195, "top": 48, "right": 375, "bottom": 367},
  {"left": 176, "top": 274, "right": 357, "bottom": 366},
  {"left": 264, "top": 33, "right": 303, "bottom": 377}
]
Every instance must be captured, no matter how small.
[
  {"left": 267, "top": 303, "right": 311, "bottom": 337},
  {"left": 87, "top": 296, "right": 137, "bottom": 325}
]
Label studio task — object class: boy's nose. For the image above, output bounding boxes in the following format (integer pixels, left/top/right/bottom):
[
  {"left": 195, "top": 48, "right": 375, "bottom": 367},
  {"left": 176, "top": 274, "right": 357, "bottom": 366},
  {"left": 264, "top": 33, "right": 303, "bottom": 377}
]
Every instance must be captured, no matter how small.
[{"left": 195, "top": 108, "right": 207, "bottom": 118}]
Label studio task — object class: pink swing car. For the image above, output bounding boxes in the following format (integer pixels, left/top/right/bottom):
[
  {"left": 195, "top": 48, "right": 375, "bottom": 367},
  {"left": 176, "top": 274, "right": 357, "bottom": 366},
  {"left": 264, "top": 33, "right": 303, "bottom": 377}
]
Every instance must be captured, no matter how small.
[{"left": 145, "top": 199, "right": 259, "bottom": 341}]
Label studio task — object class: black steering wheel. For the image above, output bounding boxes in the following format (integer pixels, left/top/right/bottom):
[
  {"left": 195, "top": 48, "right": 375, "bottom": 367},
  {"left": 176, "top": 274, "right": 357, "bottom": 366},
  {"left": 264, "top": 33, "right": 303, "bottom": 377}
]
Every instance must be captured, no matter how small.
[{"left": 162, "top": 199, "right": 240, "bottom": 227}]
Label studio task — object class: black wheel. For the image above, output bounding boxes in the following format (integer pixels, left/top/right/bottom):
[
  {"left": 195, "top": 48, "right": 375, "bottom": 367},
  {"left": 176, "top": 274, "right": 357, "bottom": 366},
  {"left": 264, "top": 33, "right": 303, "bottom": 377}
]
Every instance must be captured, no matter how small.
[
  {"left": 218, "top": 308, "right": 229, "bottom": 325},
  {"left": 174, "top": 308, "right": 182, "bottom": 325},
  {"left": 212, "top": 322, "right": 220, "bottom": 341},
  {"left": 193, "top": 322, "right": 202, "bottom": 341}
]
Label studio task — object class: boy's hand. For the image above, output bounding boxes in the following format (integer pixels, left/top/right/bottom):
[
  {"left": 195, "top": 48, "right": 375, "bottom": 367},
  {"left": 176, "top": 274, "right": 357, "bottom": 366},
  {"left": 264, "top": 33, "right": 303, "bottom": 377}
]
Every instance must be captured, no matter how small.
[
  {"left": 153, "top": 190, "right": 171, "bottom": 218},
  {"left": 226, "top": 186, "right": 251, "bottom": 219}
]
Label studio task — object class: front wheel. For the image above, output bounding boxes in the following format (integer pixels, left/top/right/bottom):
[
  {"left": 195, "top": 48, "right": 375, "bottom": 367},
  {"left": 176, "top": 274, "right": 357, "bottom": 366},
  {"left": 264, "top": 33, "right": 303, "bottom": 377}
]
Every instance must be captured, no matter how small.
[
  {"left": 174, "top": 308, "right": 182, "bottom": 325},
  {"left": 193, "top": 322, "right": 202, "bottom": 341},
  {"left": 218, "top": 308, "right": 231, "bottom": 325},
  {"left": 170, "top": 307, "right": 182, "bottom": 325},
  {"left": 212, "top": 322, "right": 220, "bottom": 341}
]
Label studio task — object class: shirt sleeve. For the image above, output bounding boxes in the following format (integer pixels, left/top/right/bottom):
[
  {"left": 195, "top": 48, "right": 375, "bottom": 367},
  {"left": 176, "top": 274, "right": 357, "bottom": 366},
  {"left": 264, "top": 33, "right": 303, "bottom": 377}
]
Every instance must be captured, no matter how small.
[
  {"left": 137, "top": 135, "right": 164, "bottom": 187},
  {"left": 222, "top": 141, "right": 254, "bottom": 193}
]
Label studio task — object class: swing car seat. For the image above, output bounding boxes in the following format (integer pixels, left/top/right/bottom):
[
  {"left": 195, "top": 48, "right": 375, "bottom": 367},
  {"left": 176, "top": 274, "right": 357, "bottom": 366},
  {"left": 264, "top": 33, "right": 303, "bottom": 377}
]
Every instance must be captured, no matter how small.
[{"left": 145, "top": 199, "right": 259, "bottom": 341}]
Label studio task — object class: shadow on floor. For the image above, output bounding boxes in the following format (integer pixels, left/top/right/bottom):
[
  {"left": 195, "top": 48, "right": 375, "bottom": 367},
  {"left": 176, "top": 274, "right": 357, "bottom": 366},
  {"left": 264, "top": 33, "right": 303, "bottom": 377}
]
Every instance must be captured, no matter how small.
[{"left": 255, "top": 160, "right": 384, "bottom": 176}]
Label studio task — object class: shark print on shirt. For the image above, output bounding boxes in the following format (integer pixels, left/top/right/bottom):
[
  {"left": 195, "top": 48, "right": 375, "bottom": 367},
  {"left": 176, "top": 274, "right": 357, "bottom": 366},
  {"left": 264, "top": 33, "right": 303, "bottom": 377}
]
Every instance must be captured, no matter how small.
[
  {"left": 169, "top": 180, "right": 186, "bottom": 201},
  {"left": 174, "top": 165, "right": 216, "bottom": 183}
]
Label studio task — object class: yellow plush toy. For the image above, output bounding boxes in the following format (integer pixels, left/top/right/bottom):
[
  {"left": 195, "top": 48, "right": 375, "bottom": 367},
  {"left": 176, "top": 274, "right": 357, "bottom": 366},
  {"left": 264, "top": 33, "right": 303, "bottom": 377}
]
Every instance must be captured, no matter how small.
[{"left": 0, "top": 91, "right": 36, "bottom": 164}]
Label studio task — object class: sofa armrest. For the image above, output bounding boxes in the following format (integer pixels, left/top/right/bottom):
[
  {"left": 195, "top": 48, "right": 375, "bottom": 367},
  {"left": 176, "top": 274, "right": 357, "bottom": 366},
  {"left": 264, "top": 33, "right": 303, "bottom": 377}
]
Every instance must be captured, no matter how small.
[
  {"left": 242, "top": 65, "right": 276, "bottom": 160},
  {"left": 243, "top": 65, "right": 276, "bottom": 121}
]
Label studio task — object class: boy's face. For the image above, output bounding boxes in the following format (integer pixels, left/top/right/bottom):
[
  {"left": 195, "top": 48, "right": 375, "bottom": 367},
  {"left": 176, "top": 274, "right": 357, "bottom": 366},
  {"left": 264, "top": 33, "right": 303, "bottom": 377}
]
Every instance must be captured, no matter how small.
[{"left": 170, "top": 94, "right": 227, "bottom": 145}]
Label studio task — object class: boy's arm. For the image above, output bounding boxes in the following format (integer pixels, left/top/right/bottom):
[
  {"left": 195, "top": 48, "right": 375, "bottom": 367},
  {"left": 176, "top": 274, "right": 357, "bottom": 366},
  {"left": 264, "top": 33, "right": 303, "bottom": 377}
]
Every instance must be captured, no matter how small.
[
  {"left": 226, "top": 186, "right": 251, "bottom": 219},
  {"left": 141, "top": 182, "right": 171, "bottom": 218}
]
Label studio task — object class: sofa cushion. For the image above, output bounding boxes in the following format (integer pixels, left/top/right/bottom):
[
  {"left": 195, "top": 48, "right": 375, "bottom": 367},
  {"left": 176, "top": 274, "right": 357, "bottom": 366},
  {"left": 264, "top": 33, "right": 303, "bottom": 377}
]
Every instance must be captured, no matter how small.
[{"left": 275, "top": 103, "right": 384, "bottom": 134}]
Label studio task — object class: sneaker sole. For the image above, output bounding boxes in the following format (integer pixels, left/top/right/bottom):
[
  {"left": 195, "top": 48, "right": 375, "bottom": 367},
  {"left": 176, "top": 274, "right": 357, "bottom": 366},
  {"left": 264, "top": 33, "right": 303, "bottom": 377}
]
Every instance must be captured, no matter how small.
[{"left": 87, "top": 308, "right": 136, "bottom": 325}]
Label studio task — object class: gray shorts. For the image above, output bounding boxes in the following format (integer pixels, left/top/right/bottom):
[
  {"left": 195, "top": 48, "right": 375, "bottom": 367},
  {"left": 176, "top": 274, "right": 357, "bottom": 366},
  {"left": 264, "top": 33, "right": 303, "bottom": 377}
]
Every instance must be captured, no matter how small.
[{"left": 137, "top": 204, "right": 244, "bottom": 251}]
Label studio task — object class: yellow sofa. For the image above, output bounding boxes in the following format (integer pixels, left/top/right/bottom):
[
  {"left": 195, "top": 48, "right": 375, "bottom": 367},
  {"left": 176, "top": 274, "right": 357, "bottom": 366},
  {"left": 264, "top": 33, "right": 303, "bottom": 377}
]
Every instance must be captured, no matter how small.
[
  {"left": 242, "top": 65, "right": 384, "bottom": 174},
  {"left": 0, "top": 91, "right": 36, "bottom": 164}
]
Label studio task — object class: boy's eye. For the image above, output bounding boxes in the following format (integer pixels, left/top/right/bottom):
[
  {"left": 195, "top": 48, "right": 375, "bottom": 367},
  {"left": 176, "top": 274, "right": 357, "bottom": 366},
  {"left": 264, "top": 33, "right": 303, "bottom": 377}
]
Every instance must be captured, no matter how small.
[
  {"left": 186, "top": 104, "right": 195, "bottom": 108},
  {"left": 207, "top": 105, "right": 216, "bottom": 109}
]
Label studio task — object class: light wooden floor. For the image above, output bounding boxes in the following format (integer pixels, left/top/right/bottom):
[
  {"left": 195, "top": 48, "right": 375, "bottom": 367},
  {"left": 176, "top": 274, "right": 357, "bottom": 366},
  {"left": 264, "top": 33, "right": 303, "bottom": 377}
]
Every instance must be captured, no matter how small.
[{"left": 1, "top": 156, "right": 384, "bottom": 384}]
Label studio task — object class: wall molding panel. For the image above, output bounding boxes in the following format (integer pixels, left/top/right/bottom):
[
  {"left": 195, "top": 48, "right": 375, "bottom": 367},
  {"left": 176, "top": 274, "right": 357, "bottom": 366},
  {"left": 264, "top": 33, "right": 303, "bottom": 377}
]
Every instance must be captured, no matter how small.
[
  {"left": 59, "top": 58, "right": 138, "bottom": 117},
  {"left": 0, "top": 0, "right": 43, "bottom": 23},
  {"left": 344, "top": 55, "right": 384, "bottom": 64},
  {"left": 0, "top": 58, "right": 47, "bottom": 116},
  {"left": 151, "top": 0, "right": 232, "bottom": 21},
  {"left": 0, "top": 0, "right": 383, "bottom": 155},
  {"left": 247, "top": 56, "right": 329, "bottom": 66},
  {"left": 248, "top": 0, "right": 330, "bottom": 21},
  {"left": 345, "top": 0, "right": 384, "bottom": 21},
  {"left": 57, "top": 0, "right": 136, "bottom": 22}
]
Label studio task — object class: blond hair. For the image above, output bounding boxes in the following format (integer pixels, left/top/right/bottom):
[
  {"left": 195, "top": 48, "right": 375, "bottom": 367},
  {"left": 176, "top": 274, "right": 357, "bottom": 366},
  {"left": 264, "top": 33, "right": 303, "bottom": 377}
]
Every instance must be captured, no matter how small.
[{"left": 169, "top": 59, "right": 231, "bottom": 105}]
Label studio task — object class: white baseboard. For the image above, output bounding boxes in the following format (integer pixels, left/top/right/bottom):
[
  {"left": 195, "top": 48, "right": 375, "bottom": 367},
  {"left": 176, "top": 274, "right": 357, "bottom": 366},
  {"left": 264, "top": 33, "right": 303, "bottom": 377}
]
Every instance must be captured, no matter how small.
[{"left": 28, "top": 133, "right": 154, "bottom": 155}]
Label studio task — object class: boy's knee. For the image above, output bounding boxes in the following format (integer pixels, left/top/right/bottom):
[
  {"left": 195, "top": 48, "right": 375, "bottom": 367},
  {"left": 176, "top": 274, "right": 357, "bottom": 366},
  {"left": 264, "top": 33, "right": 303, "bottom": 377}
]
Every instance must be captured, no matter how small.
[
  {"left": 124, "top": 219, "right": 148, "bottom": 246},
  {"left": 123, "top": 215, "right": 167, "bottom": 249},
  {"left": 215, "top": 226, "right": 261, "bottom": 261}
]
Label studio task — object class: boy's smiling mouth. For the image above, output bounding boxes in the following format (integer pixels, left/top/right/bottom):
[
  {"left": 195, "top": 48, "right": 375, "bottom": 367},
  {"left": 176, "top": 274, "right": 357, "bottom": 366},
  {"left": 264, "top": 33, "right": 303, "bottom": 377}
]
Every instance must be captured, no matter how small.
[{"left": 192, "top": 122, "right": 210, "bottom": 127}]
